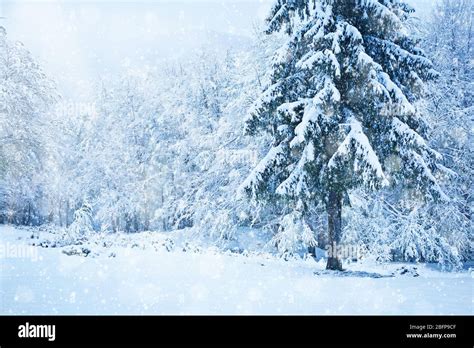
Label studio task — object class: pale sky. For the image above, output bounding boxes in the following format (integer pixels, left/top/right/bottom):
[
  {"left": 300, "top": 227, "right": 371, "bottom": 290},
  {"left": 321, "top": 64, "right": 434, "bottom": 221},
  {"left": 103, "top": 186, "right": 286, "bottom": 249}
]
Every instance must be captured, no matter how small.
[{"left": 0, "top": 0, "right": 436, "bottom": 100}]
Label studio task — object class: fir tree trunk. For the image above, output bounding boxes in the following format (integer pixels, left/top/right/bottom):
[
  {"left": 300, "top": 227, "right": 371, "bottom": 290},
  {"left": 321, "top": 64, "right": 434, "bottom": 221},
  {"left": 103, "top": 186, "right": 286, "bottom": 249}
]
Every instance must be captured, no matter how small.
[
  {"left": 326, "top": 190, "right": 343, "bottom": 271},
  {"left": 66, "top": 200, "right": 70, "bottom": 227},
  {"left": 58, "top": 201, "right": 63, "bottom": 227},
  {"left": 27, "top": 203, "right": 31, "bottom": 225}
]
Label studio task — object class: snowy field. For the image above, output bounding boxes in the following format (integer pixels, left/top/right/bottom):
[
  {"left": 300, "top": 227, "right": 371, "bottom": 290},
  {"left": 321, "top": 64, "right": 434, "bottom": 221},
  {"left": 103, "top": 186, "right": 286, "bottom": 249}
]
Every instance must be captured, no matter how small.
[{"left": 1, "top": 225, "right": 471, "bottom": 315}]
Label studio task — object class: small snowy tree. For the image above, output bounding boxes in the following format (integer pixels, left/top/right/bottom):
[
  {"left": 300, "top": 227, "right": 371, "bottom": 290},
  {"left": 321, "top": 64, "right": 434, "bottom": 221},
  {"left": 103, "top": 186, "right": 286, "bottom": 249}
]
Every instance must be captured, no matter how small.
[
  {"left": 242, "top": 0, "right": 442, "bottom": 270},
  {"left": 67, "top": 200, "right": 94, "bottom": 241},
  {"left": 342, "top": 191, "right": 393, "bottom": 263},
  {"left": 270, "top": 210, "right": 317, "bottom": 258},
  {"left": 390, "top": 204, "right": 463, "bottom": 269}
]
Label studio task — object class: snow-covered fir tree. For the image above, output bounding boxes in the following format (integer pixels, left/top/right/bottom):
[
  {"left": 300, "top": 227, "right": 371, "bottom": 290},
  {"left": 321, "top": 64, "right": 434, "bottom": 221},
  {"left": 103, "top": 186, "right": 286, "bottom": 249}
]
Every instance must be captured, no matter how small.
[
  {"left": 242, "top": 0, "right": 442, "bottom": 270},
  {"left": 340, "top": 0, "right": 473, "bottom": 269},
  {"left": 67, "top": 200, "right": 94, "bottom": 241}
]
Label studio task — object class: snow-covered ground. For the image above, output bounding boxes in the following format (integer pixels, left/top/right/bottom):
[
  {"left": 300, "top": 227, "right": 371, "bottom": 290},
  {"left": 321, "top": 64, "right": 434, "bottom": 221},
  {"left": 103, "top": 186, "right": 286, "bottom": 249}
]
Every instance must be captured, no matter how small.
[{"left": 0, "top": 225, "right": 472, "bottom": 315}]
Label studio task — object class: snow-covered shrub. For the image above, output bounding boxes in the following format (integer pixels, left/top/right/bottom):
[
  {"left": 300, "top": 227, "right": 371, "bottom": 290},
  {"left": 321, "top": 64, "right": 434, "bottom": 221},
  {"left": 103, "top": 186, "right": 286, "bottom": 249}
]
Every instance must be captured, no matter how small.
[
  {"left": 269, "top": 211, "right": 317, "bottom": 258},
  {"left": 343, "top": 192, "right": 393, "bottom": 263},
  {"left": 427, "top": 204, "right": 472, "bottom": 262},
  {"left": 391, "top": 205, "right": 464, "bottom": 270},
  {"left": 66, "top": 201, "right": 94, "bottom": 242},
  {"left": 198, "top": 209, "right": 238, "bottom": 242},
  {"left": 344, "top": 192, "right": 466, "bottom": 269}
]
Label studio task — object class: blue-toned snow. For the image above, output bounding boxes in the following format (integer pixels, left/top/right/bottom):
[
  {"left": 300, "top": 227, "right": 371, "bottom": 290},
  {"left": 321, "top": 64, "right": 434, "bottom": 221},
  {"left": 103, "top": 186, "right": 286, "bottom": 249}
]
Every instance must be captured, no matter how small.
[{"left": 1, "top": 225, "right": 471, "bottom": 315}]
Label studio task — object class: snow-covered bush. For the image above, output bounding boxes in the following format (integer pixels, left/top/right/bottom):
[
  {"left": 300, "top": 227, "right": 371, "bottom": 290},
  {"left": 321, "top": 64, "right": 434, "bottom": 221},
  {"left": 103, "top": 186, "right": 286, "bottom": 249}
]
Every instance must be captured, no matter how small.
[
  {"left": 345, "top": 192, "right": 466, "bottom": 269},
  {"left": 343, "top": 192, "right": 393, "bottom": 263},
  {"left": 66, "top": 201, "right": 94, "bottom": 242},
  {"left": 269, "top": 211, "right": 317, "bottom": 258},
  {"left": 390, "top": 205, "right": 462, "bottom": 270},
  {"left": 197, "top": 209, "right": 238, "bottom": 242}
]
